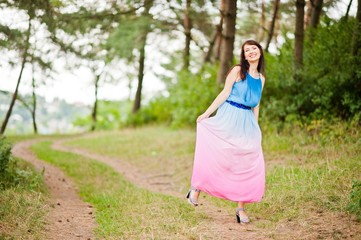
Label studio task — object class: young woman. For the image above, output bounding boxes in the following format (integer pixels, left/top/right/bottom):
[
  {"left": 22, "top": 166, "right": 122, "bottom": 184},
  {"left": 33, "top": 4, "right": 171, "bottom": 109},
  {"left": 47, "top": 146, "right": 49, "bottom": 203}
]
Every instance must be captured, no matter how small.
[{"left": 186, "top": 39, "right": 266, "bottom": 224}]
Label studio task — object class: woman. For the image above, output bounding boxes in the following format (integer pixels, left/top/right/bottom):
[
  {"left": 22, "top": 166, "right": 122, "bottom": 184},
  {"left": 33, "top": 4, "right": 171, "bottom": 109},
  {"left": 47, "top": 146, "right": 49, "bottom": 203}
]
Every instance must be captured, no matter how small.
[{"left": 186, "top": 39, "right": 266, "bottom": 224}]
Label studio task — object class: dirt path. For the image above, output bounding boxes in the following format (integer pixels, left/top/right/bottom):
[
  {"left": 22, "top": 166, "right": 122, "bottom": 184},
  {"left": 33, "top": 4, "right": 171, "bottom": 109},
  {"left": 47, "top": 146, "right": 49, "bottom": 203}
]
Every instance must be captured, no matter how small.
[
  {"left": 53, "top": 138, "right": 272, "bottom": 240},
  {"left": 53, "top": 136, "right": 361, "bottom": 240},
  {"left": 16, "top": 136, "right": 359, "bottom": 239},
  {"left": 12, "top": 140, "right": 96, "bottom": 240}
]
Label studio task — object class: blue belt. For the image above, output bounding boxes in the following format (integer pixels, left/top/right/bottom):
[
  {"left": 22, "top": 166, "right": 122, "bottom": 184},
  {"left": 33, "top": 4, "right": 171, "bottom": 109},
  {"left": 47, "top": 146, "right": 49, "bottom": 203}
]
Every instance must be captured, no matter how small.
[{"left": 225, "top": 100, "right": 251, "bottom": 110}]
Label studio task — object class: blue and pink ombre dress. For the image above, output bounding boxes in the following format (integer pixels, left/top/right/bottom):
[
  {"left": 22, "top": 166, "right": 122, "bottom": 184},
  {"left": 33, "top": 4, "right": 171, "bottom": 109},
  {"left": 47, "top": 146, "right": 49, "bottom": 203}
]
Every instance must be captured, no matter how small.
[{"left": 191, "top": 72, "right": 265, "bottom": 203}]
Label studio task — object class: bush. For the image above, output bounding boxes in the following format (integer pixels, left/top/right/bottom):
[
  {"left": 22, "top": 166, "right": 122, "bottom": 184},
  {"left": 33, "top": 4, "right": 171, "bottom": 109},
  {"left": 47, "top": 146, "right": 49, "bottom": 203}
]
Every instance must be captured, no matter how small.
[
  {"left": 0, "top": 137, "right": 12, "bottom": 173},
  {"left": 347, "top": 180, "right": 361, "bottom": 221},
  {"left": 262, "top": 17, "right": 360, "bottom": 124}
]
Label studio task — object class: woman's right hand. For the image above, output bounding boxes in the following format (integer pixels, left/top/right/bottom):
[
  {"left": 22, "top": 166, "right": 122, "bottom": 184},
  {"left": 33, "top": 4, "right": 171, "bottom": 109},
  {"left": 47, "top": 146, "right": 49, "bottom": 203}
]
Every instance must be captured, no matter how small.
[{"left": 197, "top": 113, "right": 209, "bottom": 122}]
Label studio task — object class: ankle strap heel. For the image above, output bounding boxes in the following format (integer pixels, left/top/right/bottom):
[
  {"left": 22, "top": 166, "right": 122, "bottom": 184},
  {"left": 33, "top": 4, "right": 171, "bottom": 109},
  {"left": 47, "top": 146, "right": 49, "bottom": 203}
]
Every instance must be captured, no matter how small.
[
  {"left": 186, "top": 187, "right": 200, "bottom": 207},
  {"left": 235, "top": 208, "right": 250, "bottom": 224}
]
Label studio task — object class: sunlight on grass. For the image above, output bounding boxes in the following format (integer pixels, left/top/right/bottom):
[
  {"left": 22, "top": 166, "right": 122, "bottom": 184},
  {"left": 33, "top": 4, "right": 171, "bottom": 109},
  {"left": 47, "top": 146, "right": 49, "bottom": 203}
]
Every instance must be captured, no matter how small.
[{"left": 31, "top": 140, "right": 207, "bottom": 239}]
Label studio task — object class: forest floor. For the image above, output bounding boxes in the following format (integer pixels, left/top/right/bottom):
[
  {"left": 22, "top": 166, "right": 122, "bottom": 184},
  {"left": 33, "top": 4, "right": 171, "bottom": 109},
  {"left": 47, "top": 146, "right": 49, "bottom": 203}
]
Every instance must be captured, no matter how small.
[{"left": 10, "top": 126, "right": 361, "bottom": 239}]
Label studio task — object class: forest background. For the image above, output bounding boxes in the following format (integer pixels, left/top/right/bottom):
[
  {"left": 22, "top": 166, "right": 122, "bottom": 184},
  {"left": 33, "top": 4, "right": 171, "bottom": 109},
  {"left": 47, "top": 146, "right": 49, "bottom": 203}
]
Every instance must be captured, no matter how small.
[
  {"left": 0, "top": 0, "right": 360, "bottom": 134},
  {"left": 0, "top": 1, "right": 360, "bottom": 238}
]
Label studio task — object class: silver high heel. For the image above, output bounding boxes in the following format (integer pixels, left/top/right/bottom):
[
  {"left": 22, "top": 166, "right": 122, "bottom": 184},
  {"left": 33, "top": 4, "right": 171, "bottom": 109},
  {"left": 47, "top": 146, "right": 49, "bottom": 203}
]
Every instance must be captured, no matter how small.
[
  {"left": 236, "top": 207, "right": 250, "bottom": 224},
  {"left": 185, "top": 187, "right": 200, "bottom": 207}
]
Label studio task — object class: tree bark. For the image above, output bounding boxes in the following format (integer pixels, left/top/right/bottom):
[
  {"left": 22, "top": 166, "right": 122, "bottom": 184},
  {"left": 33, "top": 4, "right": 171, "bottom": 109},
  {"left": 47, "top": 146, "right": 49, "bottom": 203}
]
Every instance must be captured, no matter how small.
[
  {"left": 345, "top": 0, "right": 353, "bottom": 21},
  {"left": 265, "top": 0, "right": 280, "bottom": 52},
  {"left": 0, "top": 18, "right": 31, "bottom": 134},
  {"left": 132, "top": 0, "right": 153, "bottom": 113},
  {"left": 91, "top": 73, "right": 100, "bottom": 131},
  {"left": 216, "top": 0, "right": 237, "bottom": 84},
  {"left": 258, "top": 0, "right": 266, "bottom": 43},
  {"left": 31, "top": 73, "right": 38, "bottom": 134},
  {"left": 305, "top": 0, "right": 312, "bottom": 28},
  {"left": 294, "top": 0, "right": 305, "bottom": 71},
  {"left": 183, "top": 0, "right": 192, "bottom": 70},
  {"left": 204, "top": 25, "right": 219, "bottom": 63},
  {"left": 310, "top": 0, "right": 324, "bottom": 28},
  {"left": 214, "top": 3, "right": 225, "bottom": 61},
  {"left": 352, "top": 0, "right": 361, "bottom": 58},
  {"left": 132, "top": 41, "right": 146, "bottom": 113}
]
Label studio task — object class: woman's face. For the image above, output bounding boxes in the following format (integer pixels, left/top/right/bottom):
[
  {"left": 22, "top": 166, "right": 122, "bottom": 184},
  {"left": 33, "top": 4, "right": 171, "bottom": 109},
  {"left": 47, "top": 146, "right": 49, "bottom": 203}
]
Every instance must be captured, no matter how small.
[{"left": 243, "top": 44, "right": 261, "bottom": 62}]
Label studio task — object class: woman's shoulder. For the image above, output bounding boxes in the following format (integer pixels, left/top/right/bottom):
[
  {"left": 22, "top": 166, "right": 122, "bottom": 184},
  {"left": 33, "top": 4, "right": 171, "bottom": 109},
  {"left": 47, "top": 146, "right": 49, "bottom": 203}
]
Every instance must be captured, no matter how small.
[
  {"left": 228, "top": 65, "right": 241, "bottom": 78},
  {"left": 231, "top": 65, "right": 241, "bottom": 72}
]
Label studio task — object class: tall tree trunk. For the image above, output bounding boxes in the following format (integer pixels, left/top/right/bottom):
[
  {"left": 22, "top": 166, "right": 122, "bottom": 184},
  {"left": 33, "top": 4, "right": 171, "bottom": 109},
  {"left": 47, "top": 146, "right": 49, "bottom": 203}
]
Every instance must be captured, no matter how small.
[
  {"left": 91, "top": 73, "right": 100, "bottom": 131},
  {"left": 310, "top": 0, "right": 324, "bottom": 28},
  {"left": 216, "top": 0, "right": 237, "bottom": 84},
  {"left": 132, "top": 0, "right": 153, "bottom": 113},
  {"left": 258, "top": 0, "right": 266, "bottom": 42},
  {"left": 31, "top": 72, "right": 38, "bottom": 134},
  {"left": 294, "top": 0, "right": 305, "bottom": 72},
  {"left": 213, "top": 3, "right": 225, "bottom": 61},
  {"left": 132, "top": 41, "right": 146, "bottom": 113},
  {"left": 352, "top": 0, "right": 361, "bottom": 58},
  {"left": 265, "top": 0, "right": 280, "bottom": 52},
  {"left": 183, "top": 0, "right": 192, "bottom": 70},
  {"left": 0, "top": 18, "right": 31, "bottom": 134},
  {"left": 204, "top": 25, "right": 219, "bottom": 63},
  {"left": 345, "top": 0, "right": 354, "bottom": 21},
  {"left": 305, "top": 0, "right": 312, "bottom": 28}
]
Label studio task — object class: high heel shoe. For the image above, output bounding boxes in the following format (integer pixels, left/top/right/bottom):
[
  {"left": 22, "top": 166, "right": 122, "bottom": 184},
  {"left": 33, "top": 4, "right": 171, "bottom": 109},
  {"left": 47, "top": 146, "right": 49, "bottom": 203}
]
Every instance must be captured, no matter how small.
[
  {"left": 236, "top": 207, "right": 250, "bottom": 224},
  {"left": 185, "top": 187, "right": 200, "bottom": 207}
]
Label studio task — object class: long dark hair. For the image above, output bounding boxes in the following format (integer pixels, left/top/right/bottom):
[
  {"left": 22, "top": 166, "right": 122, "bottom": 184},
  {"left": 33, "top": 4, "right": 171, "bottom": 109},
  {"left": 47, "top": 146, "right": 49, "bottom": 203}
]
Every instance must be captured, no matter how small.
[{"left": 238, "top": 39, "right": 265, "bottom": 80}]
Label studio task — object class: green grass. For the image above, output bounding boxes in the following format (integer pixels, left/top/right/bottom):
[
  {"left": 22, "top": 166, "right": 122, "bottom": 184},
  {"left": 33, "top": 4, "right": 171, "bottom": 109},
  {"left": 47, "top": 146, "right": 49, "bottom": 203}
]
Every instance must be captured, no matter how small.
[
  {"left": 65, "top": 124, "right": 361, "bottom": 225},
  {"left": 0, "top": 158, "right": 48, "bottom": 240},
  {"left": 65, "top": 126, "right": 196, "bottom": 192},
  {"left": 2, "top": 123, "right": 359, "bottom": 238},
  {"left": 31, "top": 141, "right": 207, "bottom": 239}
]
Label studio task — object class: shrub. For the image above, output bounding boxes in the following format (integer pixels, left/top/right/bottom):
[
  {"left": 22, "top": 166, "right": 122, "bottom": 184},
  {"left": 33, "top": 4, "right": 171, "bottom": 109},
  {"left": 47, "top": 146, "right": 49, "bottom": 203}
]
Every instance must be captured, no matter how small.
[
  {"left": 347, "top": 180, "right": 361, "bottom": 221},
  {"left": 0, "top": 137, "right": 12, "bottom": 173}
]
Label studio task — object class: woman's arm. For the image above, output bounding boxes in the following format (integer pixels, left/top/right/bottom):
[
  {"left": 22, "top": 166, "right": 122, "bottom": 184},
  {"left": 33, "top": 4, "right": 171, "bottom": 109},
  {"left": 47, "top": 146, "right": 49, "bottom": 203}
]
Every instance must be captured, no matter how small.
[
  {"left": 252, "top": 75, "right": 266, "bottom": 122},
  {"left": 197, "top": 66, "right": 240, "bottom": 122}
]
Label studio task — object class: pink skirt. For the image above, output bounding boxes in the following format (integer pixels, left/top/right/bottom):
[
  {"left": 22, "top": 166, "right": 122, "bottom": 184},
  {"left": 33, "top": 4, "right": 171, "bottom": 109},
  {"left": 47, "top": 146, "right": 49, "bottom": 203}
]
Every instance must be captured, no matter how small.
[{"left": 190, "top": 102, "right": 265, "bottom": 202}]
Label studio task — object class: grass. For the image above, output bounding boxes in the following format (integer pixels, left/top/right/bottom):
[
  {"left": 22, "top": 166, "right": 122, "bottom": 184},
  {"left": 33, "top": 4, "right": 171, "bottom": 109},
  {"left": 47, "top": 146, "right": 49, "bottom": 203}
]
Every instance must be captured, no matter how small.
[
  {"left": 65, "top": 124, "right": 361, "bottom": 225},
  {"left": 2, "top": 122, "right": 360, "bottom": 238},
  {"left": 31, "top": 141, "right": 207, "bottom": 239},
  {"left": 64, "top": 126, "right": 196, "bottom": 193},
  {"left": 0, "top": 157, "right": 48, "bottom": 240}
]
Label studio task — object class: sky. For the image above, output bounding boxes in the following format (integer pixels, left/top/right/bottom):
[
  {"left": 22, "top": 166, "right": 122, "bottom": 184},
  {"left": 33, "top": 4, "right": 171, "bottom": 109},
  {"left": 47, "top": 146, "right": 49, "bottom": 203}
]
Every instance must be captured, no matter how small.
[{"left": 0, "top": 0, "right": 357, "bottom": 106}]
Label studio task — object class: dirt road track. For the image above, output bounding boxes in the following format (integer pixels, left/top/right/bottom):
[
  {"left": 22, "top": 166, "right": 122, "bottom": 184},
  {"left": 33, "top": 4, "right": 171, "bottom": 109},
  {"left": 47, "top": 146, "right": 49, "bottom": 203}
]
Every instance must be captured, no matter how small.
[{"left": 12, "top": 140, "right": 96, "bottom": 240}]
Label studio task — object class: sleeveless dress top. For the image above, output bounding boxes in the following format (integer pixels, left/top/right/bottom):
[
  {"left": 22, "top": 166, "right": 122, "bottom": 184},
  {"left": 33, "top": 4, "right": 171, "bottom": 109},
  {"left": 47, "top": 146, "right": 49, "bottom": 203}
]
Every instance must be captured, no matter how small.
[{"left": 190, "top": 72, "right": 265, "bottom": 202}]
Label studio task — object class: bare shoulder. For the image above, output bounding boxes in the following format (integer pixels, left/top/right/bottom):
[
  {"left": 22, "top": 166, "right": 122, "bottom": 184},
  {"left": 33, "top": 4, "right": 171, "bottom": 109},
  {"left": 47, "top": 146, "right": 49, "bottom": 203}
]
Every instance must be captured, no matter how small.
[
  {"left": 232, "top": 65, "right": 241, "bottom": 71},
  {"left": 226, "top": 65, "right": 241, "bottom": 82},
  {"left": 230, "top": 65, "right": 241, "bottom": 75}
]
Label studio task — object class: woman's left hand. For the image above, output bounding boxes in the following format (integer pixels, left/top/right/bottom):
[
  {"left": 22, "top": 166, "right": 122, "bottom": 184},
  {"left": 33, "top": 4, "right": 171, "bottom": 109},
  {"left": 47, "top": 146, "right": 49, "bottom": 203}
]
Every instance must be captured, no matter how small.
[{"left": 197, "top": 113, "right": 209, "bottom": 122}]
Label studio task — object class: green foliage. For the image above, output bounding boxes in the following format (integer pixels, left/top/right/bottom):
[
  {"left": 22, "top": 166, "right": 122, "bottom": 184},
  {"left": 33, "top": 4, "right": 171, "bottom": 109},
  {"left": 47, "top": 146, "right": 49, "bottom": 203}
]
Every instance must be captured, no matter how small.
[
  {"left": 0, "top": 137, "right": 44, "bottom": 191},
  {"left": 0, "top": 139, "right": 46, "bottom": 239},
  {"left": 0, "top": 137, "right": 12, "bottom": 173},
  {"left": 73, "top": 100, "right": 132, "bottom": 130},
  {"left": 347, "top": 180, "right": 361, "bottom": 221},
  {"left": 127, "top": 65, "right": 220, "bottom": 127},
  {"left": 262, "top": 17, "right": 360, "bottom": 124},
  {"left": 168, "top": 67, "right": 220, "bottom": 127},
  {"left": 105, "top": 15, "right": 152, "bottom": 60}
]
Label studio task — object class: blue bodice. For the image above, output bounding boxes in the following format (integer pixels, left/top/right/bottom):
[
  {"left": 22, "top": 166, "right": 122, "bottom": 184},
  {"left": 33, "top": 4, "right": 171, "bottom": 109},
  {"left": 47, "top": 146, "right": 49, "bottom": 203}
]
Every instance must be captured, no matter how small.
[{"left": 226, "top": 72, "right": 263, "bottom": 108}]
